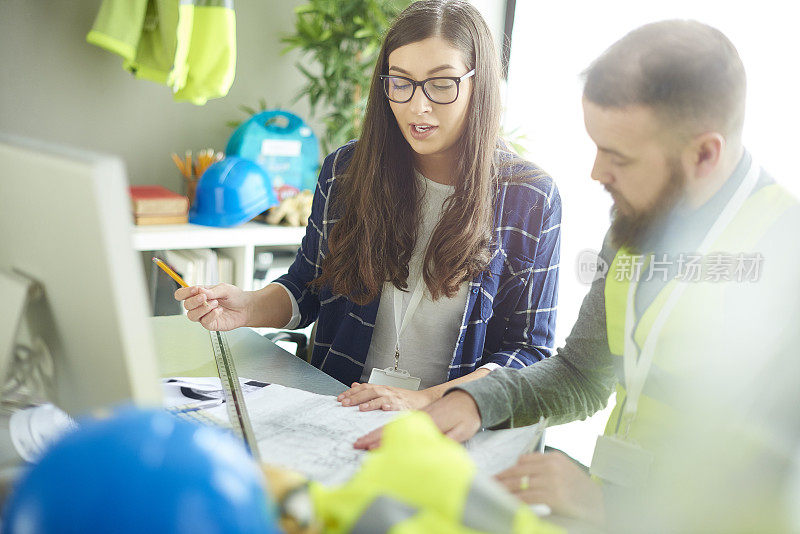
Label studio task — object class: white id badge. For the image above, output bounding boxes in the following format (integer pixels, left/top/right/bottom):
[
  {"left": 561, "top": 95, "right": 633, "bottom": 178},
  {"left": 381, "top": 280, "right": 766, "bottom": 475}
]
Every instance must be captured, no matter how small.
[
  {"left": 590, "top": 434, "right": 654, "bottom": 488},
  {"left": 367, "top": 367, "right": 421, "bottom": 390}
]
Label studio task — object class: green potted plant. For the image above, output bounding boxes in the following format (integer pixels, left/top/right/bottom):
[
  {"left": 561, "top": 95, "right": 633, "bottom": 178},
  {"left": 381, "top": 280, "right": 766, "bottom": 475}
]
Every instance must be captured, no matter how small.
[
  {"left": 226, "top": 97, "right": 272, "bottom": 129},
  {"left": 282, "top": 0, "right": 412, "bottom": 154}
]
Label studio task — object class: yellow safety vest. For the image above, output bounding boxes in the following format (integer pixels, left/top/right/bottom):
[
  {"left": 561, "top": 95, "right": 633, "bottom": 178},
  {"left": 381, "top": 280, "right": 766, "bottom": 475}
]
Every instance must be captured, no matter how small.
[
  {"left": 309, "top": 412, "right": 563, "bottom": 534},
  {"left": 86, "top": 0, "right": 235, "bottom": 105},
  {"left": 602, "top": 183, "right": 797, "bottom": 450}
]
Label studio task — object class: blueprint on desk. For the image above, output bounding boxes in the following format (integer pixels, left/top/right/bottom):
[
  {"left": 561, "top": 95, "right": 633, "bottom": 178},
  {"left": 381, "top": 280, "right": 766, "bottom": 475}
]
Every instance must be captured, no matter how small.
[{"left": 204, "top": 383, "right": 546, "bottom": 486}]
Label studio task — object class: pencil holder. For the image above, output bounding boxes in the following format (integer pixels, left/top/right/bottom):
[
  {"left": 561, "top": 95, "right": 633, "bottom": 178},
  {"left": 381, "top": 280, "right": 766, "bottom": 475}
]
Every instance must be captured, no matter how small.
[
  {"left": 171, "top": 149, "right": 224, "bottom": 209},
  {"left": 183, "top": 175, "right": 200, "bottom": 207}
]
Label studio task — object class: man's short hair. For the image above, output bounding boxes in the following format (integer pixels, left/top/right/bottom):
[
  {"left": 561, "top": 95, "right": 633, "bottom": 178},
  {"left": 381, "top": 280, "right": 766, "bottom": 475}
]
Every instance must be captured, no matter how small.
[{"left": 583, "top": 20, "right": 746, "bottom": 142}]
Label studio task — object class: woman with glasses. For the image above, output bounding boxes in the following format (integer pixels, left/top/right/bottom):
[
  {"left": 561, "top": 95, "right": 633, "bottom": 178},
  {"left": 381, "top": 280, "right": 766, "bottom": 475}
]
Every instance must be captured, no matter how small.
[{"left": 175, "top": 0, "right": 561, "bottom": 412}]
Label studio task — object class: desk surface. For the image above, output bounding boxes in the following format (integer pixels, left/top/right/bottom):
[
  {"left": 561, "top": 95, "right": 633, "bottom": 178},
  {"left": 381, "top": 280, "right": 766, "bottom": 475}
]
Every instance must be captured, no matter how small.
[
  {"left": 151, "top": 318, "right": 592, "bottom": 532},
  {"left": 152, "top": 316, "right": 346, "bottom": 397}
]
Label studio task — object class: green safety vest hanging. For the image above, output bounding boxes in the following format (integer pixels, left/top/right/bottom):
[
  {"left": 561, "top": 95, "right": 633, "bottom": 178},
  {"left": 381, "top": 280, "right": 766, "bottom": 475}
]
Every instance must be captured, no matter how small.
[
  {"left": 86, "top": 0, "right": 236, "bottom": 105},
  {"left": 594, "top": 159, "right": 797, "bottom": 487}
]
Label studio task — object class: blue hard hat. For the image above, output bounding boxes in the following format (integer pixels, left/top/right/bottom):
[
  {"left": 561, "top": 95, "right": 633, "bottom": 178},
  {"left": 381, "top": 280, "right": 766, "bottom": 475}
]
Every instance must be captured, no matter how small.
[
  {"left": 189, "top": 156, "right": 279, "bottom": 227},
  {"left": 1, "top": 408, "right": 279, "bottom": 534}
]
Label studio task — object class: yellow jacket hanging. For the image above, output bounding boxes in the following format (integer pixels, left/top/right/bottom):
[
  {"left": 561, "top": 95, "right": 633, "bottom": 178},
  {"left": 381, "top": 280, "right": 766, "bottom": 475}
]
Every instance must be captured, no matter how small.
[{"left": 86, "top": 0, "right": 236, "bottom": 105}]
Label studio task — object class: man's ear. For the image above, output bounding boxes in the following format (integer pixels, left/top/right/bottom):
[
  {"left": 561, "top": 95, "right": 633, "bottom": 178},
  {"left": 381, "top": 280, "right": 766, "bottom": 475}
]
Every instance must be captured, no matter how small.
[{"left": 683, "top": 132, "right": 725, "bottom": 181}]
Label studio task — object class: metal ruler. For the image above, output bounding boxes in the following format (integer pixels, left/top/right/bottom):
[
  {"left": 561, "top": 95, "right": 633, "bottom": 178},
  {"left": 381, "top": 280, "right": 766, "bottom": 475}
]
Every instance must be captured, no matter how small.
[{"left": 209, "top": 330, "right": 261, "bottom": 462}]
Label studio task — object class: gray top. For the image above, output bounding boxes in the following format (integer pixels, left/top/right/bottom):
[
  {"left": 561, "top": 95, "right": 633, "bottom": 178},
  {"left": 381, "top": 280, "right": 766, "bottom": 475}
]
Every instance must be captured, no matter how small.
[
  {"left": 361, "top": 171, "right": 471, "bottom": 388},
  {"left": 456, "top": 241, "right": 616, "bottom": 429},
  {"left": 453, "top": 151, "right": 800, "bottom": 530},
  {"left": 455, "top": 151, "right": 799, "bottom": 429}
]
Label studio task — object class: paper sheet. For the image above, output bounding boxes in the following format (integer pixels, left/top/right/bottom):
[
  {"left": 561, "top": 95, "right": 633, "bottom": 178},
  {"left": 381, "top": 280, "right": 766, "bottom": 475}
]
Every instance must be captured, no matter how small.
[
  {"left": 161, "top": 376, "right": 269, "bottom": 409},
  {"left": 205, "top": 383, "right": 398, "bottom": 485},
  {"left": 466, "top": 419, "right": 547, "bottom": 476},
  {"left": 204, "top": 384, "right": 547, "bottom": 486}
]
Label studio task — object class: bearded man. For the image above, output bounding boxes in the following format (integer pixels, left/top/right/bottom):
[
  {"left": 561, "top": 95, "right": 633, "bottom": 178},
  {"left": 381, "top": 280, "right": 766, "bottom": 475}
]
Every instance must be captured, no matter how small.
[{"left": 357, "top": 19, "right": 800, "bottom": 531}]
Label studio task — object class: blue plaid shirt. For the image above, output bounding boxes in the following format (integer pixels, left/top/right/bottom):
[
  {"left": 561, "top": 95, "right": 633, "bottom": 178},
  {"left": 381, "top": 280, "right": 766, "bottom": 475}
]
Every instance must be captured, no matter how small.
[{"left": 275, "top": 142, "right": 561, "bottom": 386}]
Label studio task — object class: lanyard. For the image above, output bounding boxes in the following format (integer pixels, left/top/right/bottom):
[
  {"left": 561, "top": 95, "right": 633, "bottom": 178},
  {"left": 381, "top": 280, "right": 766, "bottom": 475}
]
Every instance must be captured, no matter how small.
[
  {"left": 622, "top": 158, "right": 760, "bottom": 420},
  {"left": 392, "top": 275, "right": 426, "bottom": 371}
]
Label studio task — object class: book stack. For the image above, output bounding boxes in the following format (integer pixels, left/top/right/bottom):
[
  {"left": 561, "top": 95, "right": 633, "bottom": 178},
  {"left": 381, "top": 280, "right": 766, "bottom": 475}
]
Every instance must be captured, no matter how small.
[
  {"left": 150, "top": 249, "right": 234, "bottom": 316},
  {"left": 129, "top": 185, "right": 189, "bottom": 225},
  {"left": 161, "top": 248, "right": 234, "bottom": 288}
]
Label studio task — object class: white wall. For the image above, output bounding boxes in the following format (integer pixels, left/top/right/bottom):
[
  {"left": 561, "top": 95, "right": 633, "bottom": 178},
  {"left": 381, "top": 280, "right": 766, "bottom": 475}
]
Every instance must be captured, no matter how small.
[
  {"left": 0, "top": 0, "right": 316, "bottom": 193},
  {"left": 469, "top": 0, "right": 507, "bottom": 60}
]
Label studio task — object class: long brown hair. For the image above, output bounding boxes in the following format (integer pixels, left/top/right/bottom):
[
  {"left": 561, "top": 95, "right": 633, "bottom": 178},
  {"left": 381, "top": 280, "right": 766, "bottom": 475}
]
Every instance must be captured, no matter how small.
[{"left": 311, "top": 0, "right": 503, "bottom": 305}]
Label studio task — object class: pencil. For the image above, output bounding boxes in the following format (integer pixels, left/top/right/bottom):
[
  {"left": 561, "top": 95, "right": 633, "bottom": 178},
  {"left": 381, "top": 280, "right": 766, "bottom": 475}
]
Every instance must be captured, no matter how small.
[
  {"left": 171, "top": 153, "right": 185, "bottom": 177},
  {"left": 185, "top": 150, "right": 192, "bottom": 177},
  {"left": 152, "top": 256, "right": 188, "bottom": 287}
]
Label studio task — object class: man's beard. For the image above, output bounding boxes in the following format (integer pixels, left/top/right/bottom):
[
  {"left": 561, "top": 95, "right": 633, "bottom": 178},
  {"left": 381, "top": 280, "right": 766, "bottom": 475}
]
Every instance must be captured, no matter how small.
[{"left": 609, "top": 160, "right": 686, "bottom": 253}]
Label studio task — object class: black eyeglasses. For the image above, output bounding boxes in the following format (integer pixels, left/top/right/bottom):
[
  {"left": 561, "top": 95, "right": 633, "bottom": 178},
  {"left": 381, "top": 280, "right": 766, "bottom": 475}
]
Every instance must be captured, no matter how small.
[{"left": 379, "top": 69, "right": 476, "bottom": 105}]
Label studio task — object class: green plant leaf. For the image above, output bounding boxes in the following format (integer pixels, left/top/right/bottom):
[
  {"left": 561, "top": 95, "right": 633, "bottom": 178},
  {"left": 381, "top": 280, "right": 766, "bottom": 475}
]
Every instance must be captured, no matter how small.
[
  {"left": 239, "top": 104, "right": 257, "bottom": 116},
  {"left": 280, "top": 43, "right": 298, "bottom": 55},
  {"left": 509, "top": 141, "right": 527, "bottom": 156},
  {"left": 283, "top": 0, "right": 413, "bottom": 153}
]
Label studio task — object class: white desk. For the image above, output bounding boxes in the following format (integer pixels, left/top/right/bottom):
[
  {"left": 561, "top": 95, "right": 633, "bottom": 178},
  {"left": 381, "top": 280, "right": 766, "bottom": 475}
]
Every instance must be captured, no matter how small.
[
  {"left": 152, "top": 315, "right": 345, "bottom": 397},
  {"left": 0, "top": 316, "right": 343, "bottom": 503},
  {"left": 2, "top": 318, "right": 590, "bottom": 531},
  {"left": 151, "top": 317, "right": 596, "bottom": 531}
]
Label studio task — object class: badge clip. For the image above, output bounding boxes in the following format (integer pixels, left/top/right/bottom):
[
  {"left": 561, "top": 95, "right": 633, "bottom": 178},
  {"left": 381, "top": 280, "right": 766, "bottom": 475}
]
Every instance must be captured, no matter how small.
[{"left": 367, "top": 367, "right": 421, "bottom": 390}]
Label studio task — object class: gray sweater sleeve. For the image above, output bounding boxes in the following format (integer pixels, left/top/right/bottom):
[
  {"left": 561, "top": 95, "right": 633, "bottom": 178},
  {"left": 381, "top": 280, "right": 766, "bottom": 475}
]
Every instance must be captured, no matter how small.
[{"left": 455, "top": 236, "right": 618, "bottom": 429}]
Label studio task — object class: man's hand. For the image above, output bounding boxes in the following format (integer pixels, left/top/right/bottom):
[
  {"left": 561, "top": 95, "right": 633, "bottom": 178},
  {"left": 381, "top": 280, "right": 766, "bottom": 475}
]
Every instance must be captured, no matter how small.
[
  {"left": 337, "top": 382, "right": 434, "bottom": 412},
  {"left": 495, "top": 451, "right": 605, "bottom": 525},
  {"left": 353, "top": 390, "right": 482, "bottom": 450}
]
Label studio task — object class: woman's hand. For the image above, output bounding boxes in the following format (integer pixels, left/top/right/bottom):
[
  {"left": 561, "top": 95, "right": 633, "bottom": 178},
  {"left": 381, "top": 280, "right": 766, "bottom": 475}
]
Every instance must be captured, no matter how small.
[
  {"left": 337, "top": 382, "right": 435, "bottom": 412},
  {"left": 353, "top": 389, "right": 481, "bottom": 450},
  {"left": 174, "top": 283, "right": 252, "bottom": 331}
]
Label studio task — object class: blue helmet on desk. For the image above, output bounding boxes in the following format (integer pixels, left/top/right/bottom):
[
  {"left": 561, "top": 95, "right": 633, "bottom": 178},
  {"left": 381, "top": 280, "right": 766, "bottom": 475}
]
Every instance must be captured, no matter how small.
[
  {"left": 189, "top": 156, "right": 279, "bottom": 227},
  {"left": 1, "top": 408, "right": 279, "bottom": 534}
]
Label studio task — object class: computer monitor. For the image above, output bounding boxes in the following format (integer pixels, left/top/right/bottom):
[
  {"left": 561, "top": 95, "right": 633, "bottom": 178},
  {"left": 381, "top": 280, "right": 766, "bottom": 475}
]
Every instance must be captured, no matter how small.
[{"left": 0, "top": 134, "right": 161, "bottom": 416}]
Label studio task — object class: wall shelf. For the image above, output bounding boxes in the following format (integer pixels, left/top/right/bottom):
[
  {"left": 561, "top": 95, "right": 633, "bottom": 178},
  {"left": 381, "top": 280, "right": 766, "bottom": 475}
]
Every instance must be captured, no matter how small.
[{"left": 131, "top": 222, "right": 306, "bottom": 290}]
